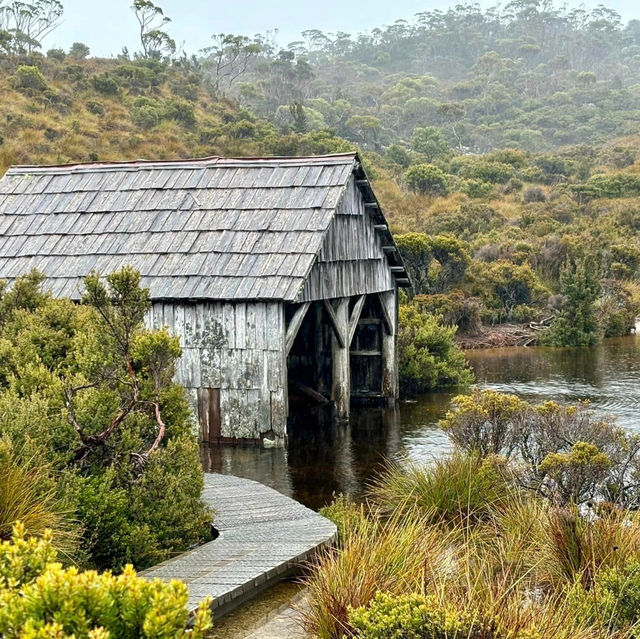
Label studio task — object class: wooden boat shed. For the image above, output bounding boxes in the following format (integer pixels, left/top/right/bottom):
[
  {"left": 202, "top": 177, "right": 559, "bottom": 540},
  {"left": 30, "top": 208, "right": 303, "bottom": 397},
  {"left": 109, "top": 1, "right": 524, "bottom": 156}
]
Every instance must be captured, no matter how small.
[{"left": 0, "top": 153, "right": 409, "bottom": 446}]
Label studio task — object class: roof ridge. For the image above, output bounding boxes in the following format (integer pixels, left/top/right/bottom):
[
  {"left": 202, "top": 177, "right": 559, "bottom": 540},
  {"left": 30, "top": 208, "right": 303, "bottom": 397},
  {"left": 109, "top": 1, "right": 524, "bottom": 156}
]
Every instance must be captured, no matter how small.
[{"left": 6, "top": 153, "right": 358, "bottom": 175}]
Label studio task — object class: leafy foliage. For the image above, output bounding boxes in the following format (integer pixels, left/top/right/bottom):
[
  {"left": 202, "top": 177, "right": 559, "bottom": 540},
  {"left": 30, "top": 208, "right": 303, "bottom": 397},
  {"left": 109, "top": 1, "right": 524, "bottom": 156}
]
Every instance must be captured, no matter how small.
[
  {"left": 0, "top": 524, "right": 213, "bottom": 639},
  {"left": 305, "top": 454, "right": 618, "bottom": 639},
  {"left": 0, "top": 270, "right": 211, "bottom": 569},
  {"left": 397, "top": 304, "right": 473, "bottom": 393},
  {"left": 442, "top": 389, "right": 640, "bottom": 507},
  {"left": 543, "top": 258, "right": 602, "bottom": 346},
  {"left": 348, "top": 592, "right": 478, "bottom": 639},
  {"left": 404, "top": 164, "right": 449, "bottom": 196},
  {"left": 569, "top": 559, "right": 640, "bottom": 632}
]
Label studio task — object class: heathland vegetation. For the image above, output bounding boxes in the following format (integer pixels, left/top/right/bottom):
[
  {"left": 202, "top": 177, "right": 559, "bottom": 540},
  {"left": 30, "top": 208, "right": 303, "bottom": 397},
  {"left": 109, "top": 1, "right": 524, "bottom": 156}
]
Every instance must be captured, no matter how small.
[
  {"left": 2, "top": 1, "right": 640, "bottom": 636},
  {"left": 0, "top": 269, "right": 211, "bottom": 569},
  {"left": 309, "top": 389, "right": 640, "bottom": 639}
]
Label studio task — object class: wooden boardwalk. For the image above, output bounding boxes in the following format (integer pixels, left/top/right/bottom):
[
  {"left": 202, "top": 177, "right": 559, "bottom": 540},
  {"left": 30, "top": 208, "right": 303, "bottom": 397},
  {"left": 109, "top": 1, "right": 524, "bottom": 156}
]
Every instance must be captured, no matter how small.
[{"left": 140, "top": 473, "right": 337, "bottom": 617}]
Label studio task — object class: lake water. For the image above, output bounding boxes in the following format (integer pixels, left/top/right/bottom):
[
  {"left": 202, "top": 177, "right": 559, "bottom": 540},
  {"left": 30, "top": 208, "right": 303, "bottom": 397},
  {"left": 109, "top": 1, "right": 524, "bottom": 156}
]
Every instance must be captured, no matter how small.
[{"left": 200, "top": 334, "right": 640, "bottom": 510}]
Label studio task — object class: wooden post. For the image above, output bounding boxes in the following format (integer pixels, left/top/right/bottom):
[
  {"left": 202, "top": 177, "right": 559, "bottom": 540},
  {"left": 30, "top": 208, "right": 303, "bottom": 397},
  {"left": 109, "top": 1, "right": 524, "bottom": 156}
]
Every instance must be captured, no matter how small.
[
  {"left": 379, "top": 290, "right": 398, "bottom": 403},
  {"left": 330, "top": 298, "right": 350, "bottom": 419}
]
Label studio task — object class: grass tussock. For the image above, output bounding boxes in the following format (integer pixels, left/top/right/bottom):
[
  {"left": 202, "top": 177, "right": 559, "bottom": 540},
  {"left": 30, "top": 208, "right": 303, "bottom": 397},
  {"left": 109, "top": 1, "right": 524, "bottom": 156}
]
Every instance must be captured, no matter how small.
[
  {"left": 304, "top": 510, "right": 456, "bottom": 639},
  {"left": 371, "top": 453, "right": 515, "bottom": 526},
  {"left": 0, "top": 439, "right": 79, "bottom": 558}
]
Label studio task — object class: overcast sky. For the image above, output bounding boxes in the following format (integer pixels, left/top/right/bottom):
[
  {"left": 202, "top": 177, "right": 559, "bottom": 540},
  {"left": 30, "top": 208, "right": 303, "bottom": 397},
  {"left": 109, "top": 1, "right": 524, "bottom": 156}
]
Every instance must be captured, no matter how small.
[{"left": 46, "top": 0, "right": 640, "bottom": 58}]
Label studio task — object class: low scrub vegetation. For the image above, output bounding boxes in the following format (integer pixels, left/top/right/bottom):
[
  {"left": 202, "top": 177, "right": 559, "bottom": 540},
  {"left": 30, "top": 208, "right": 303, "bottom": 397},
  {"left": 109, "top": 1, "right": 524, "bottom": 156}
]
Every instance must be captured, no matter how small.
[{"left": 306, "top": 389, "right": 640, "bottom": 639}]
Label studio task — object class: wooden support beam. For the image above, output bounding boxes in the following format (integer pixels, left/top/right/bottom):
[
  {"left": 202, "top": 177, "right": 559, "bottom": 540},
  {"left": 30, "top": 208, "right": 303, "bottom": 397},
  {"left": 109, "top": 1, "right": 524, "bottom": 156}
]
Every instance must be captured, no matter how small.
[
  {"left": 289, "top": 381, "right": 330, "bottom": 404},
  {"left": 379, "top": 290, "right": 399, "bottom": 401},
  {"left": 377, "top": 292, "right": 394, "bottom": 336},
  {"left": 285, "top": 302, "right": 311, "bottom": 355},
  {"left": 348, "top": 294, "right": 367, "bottom": 345},
  {"left": 390, "top": 266, "right": 405, "bottom": 273},
  {"left": 330, "top": 298, "right": 350, "bottom": 419},
  {"left": 364, "top": 203, "right": 379, "bottom": 209},
  {"left": 356, "top": 179, "right": 369, "bottom": 186},
  {"left": 382, "top": 246, "right": 397, "bottom": 253},
  {"left": 323, "top": 300, "right": 345, "bottom": 348},
  {"left": 396, "top": 278, "right": 411, "bottom": 286},
  {"left": 374, "top": 224, "right": 388, "bottom": 231}
]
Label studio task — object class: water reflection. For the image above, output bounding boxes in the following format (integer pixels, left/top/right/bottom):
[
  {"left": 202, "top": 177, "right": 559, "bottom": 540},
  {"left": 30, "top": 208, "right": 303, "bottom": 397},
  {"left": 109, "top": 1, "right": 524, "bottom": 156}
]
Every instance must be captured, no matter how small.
[
  {"left": 467, "top": 336, "right": 640, "bottom": 423},
  {"left": 201, "top": 334, "right": 640, "bottom": 510}
]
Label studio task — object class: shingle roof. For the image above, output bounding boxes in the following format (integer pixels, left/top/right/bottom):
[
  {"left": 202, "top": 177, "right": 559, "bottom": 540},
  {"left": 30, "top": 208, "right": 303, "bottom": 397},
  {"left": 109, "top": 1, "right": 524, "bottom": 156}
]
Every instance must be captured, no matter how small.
[{"left": 0, "top": 154, "right": 374, "bottom": 301}]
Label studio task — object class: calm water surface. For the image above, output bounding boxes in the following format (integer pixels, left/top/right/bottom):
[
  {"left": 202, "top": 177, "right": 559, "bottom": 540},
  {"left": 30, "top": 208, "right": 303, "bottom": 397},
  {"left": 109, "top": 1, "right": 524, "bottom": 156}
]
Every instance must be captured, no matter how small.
[{"left": 201, "top": 334, "right": 640, "bottom": 510}]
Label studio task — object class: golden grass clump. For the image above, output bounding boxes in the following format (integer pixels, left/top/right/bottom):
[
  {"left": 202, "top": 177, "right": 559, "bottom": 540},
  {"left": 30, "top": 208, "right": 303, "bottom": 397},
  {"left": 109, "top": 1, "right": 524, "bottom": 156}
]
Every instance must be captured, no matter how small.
[
  {"left": 0, "top": 438, "right": 79, "bottom": 558},
  {"left": 303, "top": 509, "right": 457, "bottom": 639}
]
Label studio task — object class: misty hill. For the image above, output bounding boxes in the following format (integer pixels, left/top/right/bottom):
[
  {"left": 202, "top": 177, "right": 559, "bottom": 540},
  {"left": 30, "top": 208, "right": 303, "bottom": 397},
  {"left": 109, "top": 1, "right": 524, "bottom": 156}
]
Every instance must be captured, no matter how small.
[{"left": 228, "top": 1, "right": 640, "bottom": 153}]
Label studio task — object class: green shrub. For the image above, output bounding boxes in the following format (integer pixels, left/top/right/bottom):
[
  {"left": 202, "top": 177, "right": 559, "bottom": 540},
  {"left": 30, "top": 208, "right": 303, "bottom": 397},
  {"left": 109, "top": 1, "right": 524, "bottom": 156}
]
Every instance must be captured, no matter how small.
[
  {"left": 441, "top": 389, "right": 640, "bottom": 506},
  {"left": 91, "top": 73, "right": 119, "bottom": 95},
  {"left": 385, "top": 143, "right": 411, "bottom": 168},
  {"left": 398, "top": 304, "right": 473, "bottom": 393},
  {"left": 319, "top": 495, "right": 373, "bottom": 542},
  {"left": 404, "top": 163, "right": 449, "bottom": 196},
  {"left": 0, "top": 525, "right": 213, "bottom": 639},
  {"left": 69, "top": 42, "right": 90, "bottom": 59},
  {"left": 303, "top": 514, "right": 450, "bottom": 639},
  {"left": 470, "top": 260, "right": 549, "bottom": 322},
  {"left": 543, "top": 258, "right": 601, "bottom": 347},
  {"left": 395, "top": 233, "right": 470, "bottom": 295},
  {"left": 112, "top": 64, "right": 159, "bottom": 90},
  {"left": 348, "top": 592, "right": 471, "bottom": 639},
  {"left": 130, "top": 97, "right": 163, "bottom": 129},
  {"left": 11, "top": 65, "right": 47, "bottom": 91},
  {"left": 411, "top": 126, "right": 451, "bottom": 161},
  {"left": 599, "top": 280, "right": 639, "bottom": 338},
  {"left": 0, "top": 270, "right": 211, "bottom": 569},
  {"left": 523, "top": 186, "right": 546, "bottom": 202},
  {"left": 163, "top": 98, "right": 197, "bottom": 127},
  {"left": 414, "top": 289, "right": 482, "bottom": 334},
  {"left": 573, "top": 173, "right": 640, "bottom": 200},
  {"left": 85, "top": 99, "right": 105, "bottom": 116},
  {"left": 569, "top": 560, "right": 640, "bottom": 632},
  {"left": 46, "top": 48, "right": 66, "bottom": 61},
  {"left": 534, "top": 155, "right": 571, "bottom": 183},
  {"left": 427, "top": 202, "right": 505, "bottom": 238},
  {"left": 460, "top": 178, "right": 493, "bottom": 198},
  {"left": 484, "top": 148, "right": 529, "bottom": 168},
  {"left": 463, "top": 160, "right": 513, "bottom": 184},
  {"left": 441, "top": 389, "right": 528, "bottom": 458}
]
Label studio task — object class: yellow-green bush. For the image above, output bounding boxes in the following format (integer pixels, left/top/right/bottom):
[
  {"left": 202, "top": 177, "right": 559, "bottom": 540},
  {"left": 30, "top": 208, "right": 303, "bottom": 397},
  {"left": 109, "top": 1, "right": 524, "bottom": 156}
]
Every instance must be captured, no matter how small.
[
  {"left": 0, "top": 525, "right": 212, "bottom": 639},
  {"left": 348, "top": 592, "right": 473, "bottom": 639},
  {"left": 569, "top": 560, "right": 640, "bottom": 633}
]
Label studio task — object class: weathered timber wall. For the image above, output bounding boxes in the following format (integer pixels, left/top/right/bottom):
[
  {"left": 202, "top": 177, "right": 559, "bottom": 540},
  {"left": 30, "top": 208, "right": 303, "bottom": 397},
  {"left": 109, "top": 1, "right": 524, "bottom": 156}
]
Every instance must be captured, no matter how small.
[
  {"left": 145, "top": 300, "right": 287, "bottom": 443},
  {"left": 296, "top": 177, "right": 395, "bottom": 302}
]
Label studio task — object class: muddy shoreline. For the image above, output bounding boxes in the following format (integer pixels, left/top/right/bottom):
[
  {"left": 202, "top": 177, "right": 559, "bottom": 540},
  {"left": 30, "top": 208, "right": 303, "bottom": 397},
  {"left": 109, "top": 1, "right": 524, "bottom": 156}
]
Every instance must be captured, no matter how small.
[{"left": 456, "top": 323, "right": 542, "bottom": 350}]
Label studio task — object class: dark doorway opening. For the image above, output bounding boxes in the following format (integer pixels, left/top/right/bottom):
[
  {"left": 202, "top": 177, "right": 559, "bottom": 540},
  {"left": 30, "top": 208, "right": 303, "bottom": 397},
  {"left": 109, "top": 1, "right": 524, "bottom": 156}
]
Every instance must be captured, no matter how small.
[
  {"left": 286, "top": 301, "right": 333, "bottom": 409},
  {"left": 351, "top": 296, "right": 384, "bottom": 401}
]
